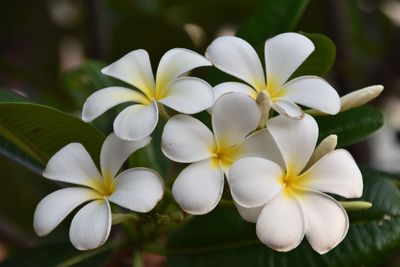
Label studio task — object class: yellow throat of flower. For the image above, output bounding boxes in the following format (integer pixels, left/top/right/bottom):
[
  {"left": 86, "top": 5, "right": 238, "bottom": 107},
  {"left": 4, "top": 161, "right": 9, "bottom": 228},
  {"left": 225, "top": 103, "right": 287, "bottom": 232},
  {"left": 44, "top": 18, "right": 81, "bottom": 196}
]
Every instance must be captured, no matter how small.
[
  {"left": 90, "top": 174, "right": 116, "bottom": 198},
  {"left": 210, "top": 143, "right": 241, "bottom": 169}
]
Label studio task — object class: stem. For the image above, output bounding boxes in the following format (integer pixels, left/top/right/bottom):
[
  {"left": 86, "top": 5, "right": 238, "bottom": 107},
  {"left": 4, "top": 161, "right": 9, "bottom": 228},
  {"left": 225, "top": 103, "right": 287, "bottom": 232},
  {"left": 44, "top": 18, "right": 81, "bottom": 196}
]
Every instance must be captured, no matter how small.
[
  {"left": 132, "top": 249, "right": 144, "bottom": 267},
  {"left": 158, "top": 103, "right": 170, "bottom": 120}
]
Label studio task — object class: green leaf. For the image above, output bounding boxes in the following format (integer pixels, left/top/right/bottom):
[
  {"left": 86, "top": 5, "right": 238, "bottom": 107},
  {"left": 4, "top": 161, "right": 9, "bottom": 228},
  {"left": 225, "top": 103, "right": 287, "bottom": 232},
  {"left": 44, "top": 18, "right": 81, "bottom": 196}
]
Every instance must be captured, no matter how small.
[
  {"left": 0, "top": 103, "right": 105, "bottom": 171},
  {"left": 62, "top": 60, "right": 118, "bottom": 108},
  {"left": 0, "top": 243, "right": 113, "bottom": 267},
  {"left": 167, "top": 170, "right": 400, "bottom": 267},
  {"left": 316, "top": 105, "right": 384, "bottom": 147},
  {"left": 237, "top": 0, "right": 309, "bottom": 46},
  {"left": 293, "top": 33, "right": 336, "bottom": 77}
]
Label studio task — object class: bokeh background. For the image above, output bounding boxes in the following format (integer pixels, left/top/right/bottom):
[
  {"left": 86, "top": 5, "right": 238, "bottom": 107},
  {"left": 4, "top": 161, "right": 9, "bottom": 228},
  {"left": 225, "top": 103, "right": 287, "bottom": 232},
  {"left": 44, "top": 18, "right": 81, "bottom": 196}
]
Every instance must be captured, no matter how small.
[{"left": 1, "top": 0, "right": 400, "bottom": 266}]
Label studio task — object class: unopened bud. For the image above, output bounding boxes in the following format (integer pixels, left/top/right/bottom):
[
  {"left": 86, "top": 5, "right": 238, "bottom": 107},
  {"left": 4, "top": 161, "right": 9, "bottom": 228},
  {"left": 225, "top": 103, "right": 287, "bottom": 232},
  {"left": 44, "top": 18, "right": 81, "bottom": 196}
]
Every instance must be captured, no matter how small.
[
  {"left": 305, "top": 134, "right": 337, "bottom": 169},
  {"left": 306, "top": 85, "right": 383, "bottom": 116},
  {"left": 339, "top": 201, "right": 372, "bottom": 211},
  {"left": 340, "top": 85, "right": 383, "bottom": 112},
  {"left": 256, "top": 91, "right": 271, "bottom": 128}
]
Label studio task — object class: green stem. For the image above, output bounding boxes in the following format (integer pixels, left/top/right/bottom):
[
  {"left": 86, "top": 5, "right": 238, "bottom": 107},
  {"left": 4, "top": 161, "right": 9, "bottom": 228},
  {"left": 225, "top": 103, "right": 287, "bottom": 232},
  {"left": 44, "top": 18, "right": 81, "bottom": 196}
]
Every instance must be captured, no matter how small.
[
  {"left": 158, "top": 103, "right": 170, "bottom": 120},
  {"left": 132, "top": 249, "right": 144, "bottom": 267}
]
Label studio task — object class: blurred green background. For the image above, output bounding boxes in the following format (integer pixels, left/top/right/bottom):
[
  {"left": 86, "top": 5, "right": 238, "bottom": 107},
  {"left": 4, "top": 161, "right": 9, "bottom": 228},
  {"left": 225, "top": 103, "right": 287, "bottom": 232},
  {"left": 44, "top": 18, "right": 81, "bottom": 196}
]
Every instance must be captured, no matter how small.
[{"left": 1, "top": 0, "right": 400, "bottom": 266}]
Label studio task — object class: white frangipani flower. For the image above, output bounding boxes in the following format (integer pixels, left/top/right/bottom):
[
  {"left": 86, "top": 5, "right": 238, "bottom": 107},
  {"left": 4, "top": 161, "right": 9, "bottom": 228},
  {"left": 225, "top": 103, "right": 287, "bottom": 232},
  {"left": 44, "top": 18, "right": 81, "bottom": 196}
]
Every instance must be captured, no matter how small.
[
  {"left": 33, "top": 133, "right": 164, "bottom": 250},
  {"left": 229, "top": 114, "right": 363, "bottom": 254},
  {"left": 206, "top": 33, "right": 341, "bottom": 119},
  {"left": 82, "top": 48, "right": 214, "bottom": 141},
  {"left": 161, "top": 92, "right": 281, "bottom": 215}
]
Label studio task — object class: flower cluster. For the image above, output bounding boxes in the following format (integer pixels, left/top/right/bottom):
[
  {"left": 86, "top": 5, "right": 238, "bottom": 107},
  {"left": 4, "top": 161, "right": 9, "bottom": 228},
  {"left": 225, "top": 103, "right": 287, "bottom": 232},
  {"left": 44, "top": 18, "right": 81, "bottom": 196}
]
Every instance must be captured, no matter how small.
[{"left": 34, "top": 32, "right": 382, "bottom": 253}]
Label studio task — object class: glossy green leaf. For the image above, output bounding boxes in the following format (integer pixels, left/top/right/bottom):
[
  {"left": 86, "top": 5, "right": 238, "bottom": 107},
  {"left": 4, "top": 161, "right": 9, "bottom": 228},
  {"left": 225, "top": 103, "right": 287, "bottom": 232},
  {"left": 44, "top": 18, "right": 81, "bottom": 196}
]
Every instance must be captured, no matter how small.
[
  {"left": 0, "top": 103, "right": 105, "bottom": 171},
  {"left": 167, "top": 170, "right": 400, "bottom": 267},
  {"left": 0, "top": 243, "right": 113, "bottom": 267},
  {"left": 237, "top": 0, "right": 309, "bottom": 46},
  {"left": 293, "top": 33, "right": 336, "bottom": 77},
  {"left": 62, "top": 60, "right": 118, "bottom": 108},
  {"left": 316, "top": 105, "right": 384, "bottom": 147}
]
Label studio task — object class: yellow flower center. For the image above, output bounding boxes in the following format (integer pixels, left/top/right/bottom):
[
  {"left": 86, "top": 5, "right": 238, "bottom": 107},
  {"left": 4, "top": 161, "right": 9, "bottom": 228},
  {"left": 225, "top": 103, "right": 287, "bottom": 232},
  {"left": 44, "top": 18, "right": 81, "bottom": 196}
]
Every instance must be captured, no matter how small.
[
  {"left": 265, "top": 79, "right": 286, "bottom": 100},
  {"left": 280, "top": 170, "right": 309, "bottom": 198},
  {"left": 210, "top": 143, "right": 241, "bottom": 169},
  {"left": 89, "top": 174, "right": 116, "bottom": 197}
]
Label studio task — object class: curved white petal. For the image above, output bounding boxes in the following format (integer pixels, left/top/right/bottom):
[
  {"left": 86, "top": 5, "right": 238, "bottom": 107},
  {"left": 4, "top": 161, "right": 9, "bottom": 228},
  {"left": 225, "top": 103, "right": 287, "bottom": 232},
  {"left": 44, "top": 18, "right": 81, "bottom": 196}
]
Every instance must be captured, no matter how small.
[
  {"left": 43, "top": 143, "right": 102, "bottom": 187},
  {"left": 82, "top": 87, "right": 149, "bottom": 122},
  {"left": 33, "top": 187, "right": 98, "bottom": 236},
  {"left": 297, "top": 190, "right": 349, "bottom": 254},
  {"left": 299, "top": 149, "right": 363, "bottom": 198},
  {"left": 172, "top": 159, "right": 224, "bottom": 215},
  {"left": 113, "top": 100, "right": 158, "bottom": 141},
  {"left": 234, "top": 201, "right": 264, "bottom": 223},
  {"left": 265, "top": 32, "right": 314, "bottom": 87},
  {"left": 212, "top": 93, "right": 261, "bottom": 149},
  {"left": 282, "top": 76, "right": 340, "bottom": 115},
  {"left": 229, "top": 157, "right": 283, "bottom": 208},
  {"left": 156, "top": 48, "right": 211, "bottom": 90},
  {"left": 70, "top": 200, "right": 111, "bottom": 251},
  {"left": 206, "top": 36, "right": 266, "bottom": 91},
  {"left": 100, "top": 133, "right": 151, "bottom": 178},
  {"left": 109, "top": 168, "right": 164, "bottom": 212},
  {"left": 101, "top": 49, "right": 155, "bottom": 98},
  {"left": 234, "top": 128, "right": 284, "bottom": 167},
  {"left": 161, "top": 115, "right": 214, "bottom": 163},
  {"left": 256, "top": 193, "right": 305, "bottom": 252},
  {"left": 213, "top": 82, "right": 257, "bottom": 100},
  {"left": 272, "top": 100, "right": 304, "bottom": 119},
  {"left": 158, "top": 77, "right": 214, "bottom": 114},
  {"left": 267, "top": 114, "right": 318, "bottom": 176}
]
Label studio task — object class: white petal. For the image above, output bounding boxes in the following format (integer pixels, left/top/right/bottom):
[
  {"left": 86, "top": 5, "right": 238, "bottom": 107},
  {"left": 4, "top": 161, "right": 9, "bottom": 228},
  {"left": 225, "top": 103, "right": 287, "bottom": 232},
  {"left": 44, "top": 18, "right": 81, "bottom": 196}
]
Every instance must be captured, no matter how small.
[
  {"left": 100, "top": 133, "right": 151, "bottom": 178},
  {"left": 212, "top": 93, "right": 261, "bottom": 148},
  {"left": 272, "top": 100, "right": 304, "bottom": 119},
  {"left": 158, "top": 77, "right": 214, "bottom": 114},
  {"left": 256, "top": 193, "right": 305, "bottom": 252},
  {"left": 113, "top": 100, "right": 158, "bottom": 141},
  {"left": 206, "top": 36, "right": 266, "bottom": 91},
  {"left": 172, "top": 159, "right": 224, "bottom": 215},
  {"left": 161, "top": 115, "right": 214, "bottom": 163},
  {"left": 234, "top": 201, "right": 264, "bottom": 223},
  {"left": 235, "top": 128, "right": 284, "bottom": 167},
  {"left": 340, "top": 85, "right": 384, "bottom": 112},
  {"left": 282, "top": 76, "right": 340, "bottom": 115},
  {"left": 267, "top": 114, "right": 318, "bottom": 176},
  {"left": 299, "top": 149, "right": 363, "bottom": 198},
  {"left": 102, "top": 49, "right": 155, "bottom": 98},
  {"left": 213, "top": 82, "right": 257, "bottom": 101},
  {"left": 229, "top": 157, "right": 283, "bottom": 208},
  {"left": 109, "top": 168, "right": 164, "bottom": 212},
  {"left": 33, "top": 187, "right": 98, "bottom": 236},
  {"left": 82, "top": 87, "right": 149, "bottom": 122},
  {"left": 70, "top": 200, "right": 111, "bottom": 250},
  {"left": 305, "top": 134, "right": 337, "bottom": 169},
  {"left": 297, "top": 190, "right": 349, "bottom": 254},
  {"left": 156, "top": 48, "right": 211, "bottom": 90},
  {"left": 43, "top": 143, "right": 102, "bottom": 187},
  {"left": 265, "top": 32, "right": 314, "bottom": 87}
]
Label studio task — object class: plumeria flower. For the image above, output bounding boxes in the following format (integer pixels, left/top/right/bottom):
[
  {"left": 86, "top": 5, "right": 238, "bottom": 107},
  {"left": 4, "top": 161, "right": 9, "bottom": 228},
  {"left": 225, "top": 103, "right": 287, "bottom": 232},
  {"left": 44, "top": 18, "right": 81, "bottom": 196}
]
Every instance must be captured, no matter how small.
[
  {"left": 161, "top": 92, "right": 281, "bottom": 215},
  {"left": 33, "top": 133, "right": 164, "bottom": 250},
  {"left": 82, "top": 48, "right": 214, "bottom": 141},
  {"left": 229, "top": 114, "right": 363, "bottom": 254},
  {"left": 206, "top": 32, "right": 340, "bottom": 119}
]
